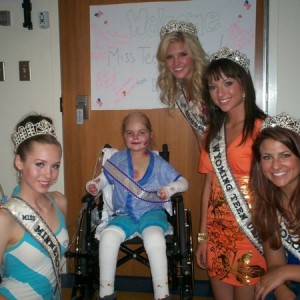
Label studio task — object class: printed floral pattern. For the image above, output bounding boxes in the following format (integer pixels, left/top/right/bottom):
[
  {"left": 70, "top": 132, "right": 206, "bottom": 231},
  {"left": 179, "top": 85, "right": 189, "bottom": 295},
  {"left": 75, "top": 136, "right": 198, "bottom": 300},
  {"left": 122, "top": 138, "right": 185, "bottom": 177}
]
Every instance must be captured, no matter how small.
[{"left": 207, "top": 177, "right": 266, "bottom": 285}]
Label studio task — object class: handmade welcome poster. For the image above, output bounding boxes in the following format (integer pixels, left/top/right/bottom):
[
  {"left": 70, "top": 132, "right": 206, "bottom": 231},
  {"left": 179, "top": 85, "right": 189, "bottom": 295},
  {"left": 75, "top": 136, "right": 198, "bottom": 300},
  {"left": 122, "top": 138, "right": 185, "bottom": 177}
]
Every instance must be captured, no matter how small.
[{"left": 90, "top": 0, "right": 256, "bottom": 110}]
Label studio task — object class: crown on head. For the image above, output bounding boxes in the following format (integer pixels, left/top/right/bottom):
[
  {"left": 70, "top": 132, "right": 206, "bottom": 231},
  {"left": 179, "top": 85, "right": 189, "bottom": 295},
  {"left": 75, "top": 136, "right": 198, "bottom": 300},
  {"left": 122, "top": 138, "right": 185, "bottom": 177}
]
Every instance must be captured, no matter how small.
[
  {"left": 12, "top": 119, "right": 57, "bottom": 151},
  {"left": 210, "top": 47, "right": 250, "bottom": 72},
  {"left": 261, "top": 112, "right": 300, "bottom": 135},
  {"left": 160, "top": 20, "right": 198, "bottom": 39}
]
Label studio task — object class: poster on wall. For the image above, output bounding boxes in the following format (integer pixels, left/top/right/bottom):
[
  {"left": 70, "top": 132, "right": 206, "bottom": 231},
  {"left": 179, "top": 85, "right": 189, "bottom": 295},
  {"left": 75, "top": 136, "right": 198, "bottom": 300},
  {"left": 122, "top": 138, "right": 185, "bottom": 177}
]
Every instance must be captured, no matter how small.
[{"left": 90, "top": 0, "right": 256, "bottom": 110}]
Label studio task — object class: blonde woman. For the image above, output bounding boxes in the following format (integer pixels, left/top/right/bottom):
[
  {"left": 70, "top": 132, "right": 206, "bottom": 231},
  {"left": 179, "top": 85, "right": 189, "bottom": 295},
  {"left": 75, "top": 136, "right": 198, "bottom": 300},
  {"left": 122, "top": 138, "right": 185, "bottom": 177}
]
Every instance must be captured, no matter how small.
[{"left": 156, "top": 20, "right": 208, "bottom": 149}]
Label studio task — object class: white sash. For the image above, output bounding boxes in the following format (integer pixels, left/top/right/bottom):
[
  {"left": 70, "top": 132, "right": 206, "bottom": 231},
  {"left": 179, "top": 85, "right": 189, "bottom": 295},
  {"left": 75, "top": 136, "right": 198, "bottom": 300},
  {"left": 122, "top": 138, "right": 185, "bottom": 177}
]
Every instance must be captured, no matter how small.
[
  {"left": 279, "top": 216, "right": 300, "bottom": 260},
  {"left": 2, "top": 196, "right": 61, "bottom": 297},
  {"left": 103, "top": 159, "right": 170, "bottom": 203},
  {"left": 209, "top": 124, "right": 263, "bottom": 253},
  {"left": 176, "top": 90, "right": 207, "bottom": 135}
]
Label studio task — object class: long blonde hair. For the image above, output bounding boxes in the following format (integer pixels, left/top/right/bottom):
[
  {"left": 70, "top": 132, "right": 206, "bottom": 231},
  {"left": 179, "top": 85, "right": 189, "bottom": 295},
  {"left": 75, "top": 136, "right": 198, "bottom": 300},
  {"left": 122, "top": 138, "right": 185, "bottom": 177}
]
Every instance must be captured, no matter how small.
[{"left": 156, "top": 32, "right": 208, "bottom": 109}]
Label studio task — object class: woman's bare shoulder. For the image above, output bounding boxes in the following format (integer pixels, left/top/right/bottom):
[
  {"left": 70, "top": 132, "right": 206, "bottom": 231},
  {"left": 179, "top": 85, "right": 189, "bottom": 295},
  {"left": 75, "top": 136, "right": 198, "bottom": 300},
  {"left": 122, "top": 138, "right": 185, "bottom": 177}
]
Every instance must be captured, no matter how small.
[{"left": 48, "top": 191, "right": 67, "bottom": 217}]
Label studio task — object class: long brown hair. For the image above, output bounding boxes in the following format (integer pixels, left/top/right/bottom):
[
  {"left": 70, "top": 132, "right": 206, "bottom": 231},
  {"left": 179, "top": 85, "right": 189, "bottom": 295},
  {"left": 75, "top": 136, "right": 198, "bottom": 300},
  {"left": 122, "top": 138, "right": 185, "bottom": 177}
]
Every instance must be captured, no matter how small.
[
  {"left": 250, "top": 127, "right": 300, "bottom": 249},
  {"left": 202, "top": 58, "right": 266, "bottom": 152}
]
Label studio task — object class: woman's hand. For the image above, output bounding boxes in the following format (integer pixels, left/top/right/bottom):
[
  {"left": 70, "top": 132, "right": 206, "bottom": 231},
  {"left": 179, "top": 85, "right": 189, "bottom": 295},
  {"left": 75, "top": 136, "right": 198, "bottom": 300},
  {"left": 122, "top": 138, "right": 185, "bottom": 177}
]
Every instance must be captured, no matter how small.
[
  {"left": 195, "top": 241, "right": 208, "bottom": 269},
  {"left": 255, "top": 267, "right": 294, "bottom": 300}
]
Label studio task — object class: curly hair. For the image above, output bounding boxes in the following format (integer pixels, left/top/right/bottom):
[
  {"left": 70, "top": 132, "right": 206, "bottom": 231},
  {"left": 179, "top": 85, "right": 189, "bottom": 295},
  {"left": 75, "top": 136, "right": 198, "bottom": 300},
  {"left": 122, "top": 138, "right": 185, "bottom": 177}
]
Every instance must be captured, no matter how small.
[
  {"left": 156, "top": 31, "right": 208, "bottom": 109},
  {"left": 202, "top": 58, "right": 266, "bottom": 152},
  {"left": 250, "top": 127, "right": 300, "bottom": 249}
]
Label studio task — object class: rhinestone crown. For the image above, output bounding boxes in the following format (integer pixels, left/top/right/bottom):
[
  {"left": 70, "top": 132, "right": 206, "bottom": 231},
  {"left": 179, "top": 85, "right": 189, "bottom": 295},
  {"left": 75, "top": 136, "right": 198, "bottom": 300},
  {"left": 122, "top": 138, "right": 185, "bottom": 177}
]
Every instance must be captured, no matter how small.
[
  {"left": 12, "top": 119, "right": 57, "bottom": 151},
  {"left": 261, "top": 112, "right": 300, "bottom": 135},
  {"left": 160, "top": 20, "right": 198, "bottom": 39},
  {"left": 210, "top": 47, "right": 250, "bottom": 72}
]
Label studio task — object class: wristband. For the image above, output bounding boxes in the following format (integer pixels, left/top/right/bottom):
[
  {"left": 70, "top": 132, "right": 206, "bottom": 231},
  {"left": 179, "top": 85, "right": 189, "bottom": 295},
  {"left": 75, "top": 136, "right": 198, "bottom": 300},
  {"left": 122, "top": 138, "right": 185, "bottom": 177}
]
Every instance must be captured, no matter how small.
[{"left": 197, "top": 232, "right": 208, "bottom": 243}]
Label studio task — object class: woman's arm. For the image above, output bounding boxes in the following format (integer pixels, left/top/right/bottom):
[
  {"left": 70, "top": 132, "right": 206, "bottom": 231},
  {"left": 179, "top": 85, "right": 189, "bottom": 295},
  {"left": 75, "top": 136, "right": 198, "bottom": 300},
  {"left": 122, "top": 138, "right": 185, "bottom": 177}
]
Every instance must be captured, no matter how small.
[
  {"left": 255, "top": 241, "right": 300, "bottom": 300},
  {"left": 195, "top": 172, "right": 212, "bottom": 269},
  {"left": 0, "top": 209, "right": 15, "bottom": 299},
  {"left": 192, "top": 128, "right": 204, "bottom": 152},
  {"left": 0, "top": 209, "right": 14, "bottom": 265}
]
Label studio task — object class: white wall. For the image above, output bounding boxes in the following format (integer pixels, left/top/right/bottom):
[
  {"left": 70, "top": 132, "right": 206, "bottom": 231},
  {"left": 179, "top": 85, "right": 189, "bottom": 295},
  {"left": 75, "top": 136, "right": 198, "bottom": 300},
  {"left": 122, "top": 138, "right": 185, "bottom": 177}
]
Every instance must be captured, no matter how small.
[
  {"left": 267, "top": 0, "right": 300, "bottom": 117},
  {"left": 0, "top": 0, "right": 300, "bottom": 196},
  {"left": 0, "top": 0, "right": 63, "bottom": 196}
]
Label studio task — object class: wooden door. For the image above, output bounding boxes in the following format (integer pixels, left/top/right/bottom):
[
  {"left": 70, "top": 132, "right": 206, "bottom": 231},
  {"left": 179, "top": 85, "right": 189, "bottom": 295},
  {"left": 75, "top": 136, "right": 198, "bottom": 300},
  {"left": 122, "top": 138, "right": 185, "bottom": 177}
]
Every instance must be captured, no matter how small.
[{"left": 59, "top": 0, "right": 265, "bottom": 281}]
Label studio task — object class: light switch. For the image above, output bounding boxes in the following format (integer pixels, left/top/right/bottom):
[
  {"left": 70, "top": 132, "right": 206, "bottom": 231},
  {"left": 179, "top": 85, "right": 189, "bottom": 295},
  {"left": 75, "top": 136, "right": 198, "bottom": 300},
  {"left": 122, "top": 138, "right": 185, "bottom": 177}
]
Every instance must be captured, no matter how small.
[
  {"left": 0, "top": 62, "right": 5, "bottom": 81},
  {"left": 19, "top": 61, "right": 31, "bottom": 81},
  {"left": 76, "top": 95, "right": 89, "bottom": 120}
]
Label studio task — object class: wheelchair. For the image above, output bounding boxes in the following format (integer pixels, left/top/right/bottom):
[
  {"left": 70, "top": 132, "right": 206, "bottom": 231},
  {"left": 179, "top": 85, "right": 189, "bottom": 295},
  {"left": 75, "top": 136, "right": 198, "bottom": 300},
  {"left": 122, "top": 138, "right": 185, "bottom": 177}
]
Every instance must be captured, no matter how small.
[{"left": 65, "top": 144, "right": 194, "bottom": 300}]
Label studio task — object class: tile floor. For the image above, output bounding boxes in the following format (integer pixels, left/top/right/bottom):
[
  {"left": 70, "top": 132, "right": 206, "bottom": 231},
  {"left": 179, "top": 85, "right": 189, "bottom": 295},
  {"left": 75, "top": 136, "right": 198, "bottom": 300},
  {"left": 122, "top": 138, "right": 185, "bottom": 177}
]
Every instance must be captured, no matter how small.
[{"left": 63, "top": 289, "right": 214, "bottom": 299}]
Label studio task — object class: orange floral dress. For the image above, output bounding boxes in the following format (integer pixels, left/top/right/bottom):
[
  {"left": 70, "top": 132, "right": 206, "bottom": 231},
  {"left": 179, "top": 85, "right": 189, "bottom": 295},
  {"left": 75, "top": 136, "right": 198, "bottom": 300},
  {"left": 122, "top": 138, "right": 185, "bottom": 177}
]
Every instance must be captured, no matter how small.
[{"left": 198, "top": 119, "right": 266, "bottom": 286}]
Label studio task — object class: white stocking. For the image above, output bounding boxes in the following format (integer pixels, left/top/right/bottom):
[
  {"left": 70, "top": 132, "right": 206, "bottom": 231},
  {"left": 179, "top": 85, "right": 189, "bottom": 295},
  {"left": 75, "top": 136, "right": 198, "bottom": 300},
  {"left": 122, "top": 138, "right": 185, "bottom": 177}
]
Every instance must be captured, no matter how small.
[
  {"left": 98, "top": 226, "right": 125, "bottom": 298},
  {"left": 142, "top": 226, "right": 169, "bottom": 300}
]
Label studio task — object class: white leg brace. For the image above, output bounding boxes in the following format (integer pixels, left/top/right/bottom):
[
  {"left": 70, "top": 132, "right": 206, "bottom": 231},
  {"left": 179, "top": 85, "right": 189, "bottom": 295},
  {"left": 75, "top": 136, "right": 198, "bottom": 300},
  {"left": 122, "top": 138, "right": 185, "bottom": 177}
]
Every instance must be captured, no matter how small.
[
  {"left": 142, "top": 226, "right": 169, "bottom": 300},
  {"left": 99, "top": 226, "right": 125, "bottom": 298}
]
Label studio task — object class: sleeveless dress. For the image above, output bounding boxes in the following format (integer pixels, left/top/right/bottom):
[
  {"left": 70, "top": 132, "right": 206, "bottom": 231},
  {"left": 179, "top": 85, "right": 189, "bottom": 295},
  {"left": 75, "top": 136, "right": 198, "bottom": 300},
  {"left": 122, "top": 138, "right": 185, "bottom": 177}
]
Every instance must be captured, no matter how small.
[
  {"left": 198, "top": 119, "right": 266, "bottom": 286},
  {"left": 0, "top": 195, "right": 69, "bottom": 299}
]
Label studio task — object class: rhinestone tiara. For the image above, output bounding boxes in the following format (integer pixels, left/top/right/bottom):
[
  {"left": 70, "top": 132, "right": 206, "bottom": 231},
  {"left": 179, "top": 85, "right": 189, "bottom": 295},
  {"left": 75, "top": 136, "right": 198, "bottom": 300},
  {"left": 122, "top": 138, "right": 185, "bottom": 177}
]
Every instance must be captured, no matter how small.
[
  {"left": 12, "top": 119, "right": 57, "bottom": 151},
  {"left": 160, "top": 20, "right": 198, "bottom": 39},
  {"left": 210, "top": 47, "right": 250, "bottom": 72},
  {"left": 261, "top": 112, "right": 300, "bottom": 135}
]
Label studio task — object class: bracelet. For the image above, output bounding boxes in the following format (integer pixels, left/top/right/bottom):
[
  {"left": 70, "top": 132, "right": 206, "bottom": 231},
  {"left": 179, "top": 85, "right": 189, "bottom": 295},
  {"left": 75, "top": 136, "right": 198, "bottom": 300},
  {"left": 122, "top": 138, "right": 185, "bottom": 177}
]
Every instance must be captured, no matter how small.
[{"left": 197, "top": 232, "right": 208, "bottom": 243}]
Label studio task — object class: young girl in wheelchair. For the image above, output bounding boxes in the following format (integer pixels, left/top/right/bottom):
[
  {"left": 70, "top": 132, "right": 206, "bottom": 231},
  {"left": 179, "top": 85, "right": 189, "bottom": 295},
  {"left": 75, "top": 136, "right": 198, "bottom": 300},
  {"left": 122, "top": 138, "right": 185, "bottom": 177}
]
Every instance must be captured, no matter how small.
[{"left": 86, "top": 111, "right": 188, "bottom": 300}]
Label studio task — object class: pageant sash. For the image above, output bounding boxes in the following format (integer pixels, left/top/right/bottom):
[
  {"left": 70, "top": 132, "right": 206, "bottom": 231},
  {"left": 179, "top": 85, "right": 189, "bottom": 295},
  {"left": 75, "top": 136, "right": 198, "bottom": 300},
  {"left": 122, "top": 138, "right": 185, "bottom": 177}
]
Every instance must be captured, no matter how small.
[
  {"left": 280, "top": 216, "right": 300, "bottom": 260},
  {"left": 103, "top": 159, "right": 170, "bottom": 203},
  {"left": 176, "top": 85, "right": 207, "bottom": 135},
  {"left": 209, "top": 124, "right": 263, "bottom": 253},
  {"left": 2, "top": 196, "right": 61, "bottom": 297}
]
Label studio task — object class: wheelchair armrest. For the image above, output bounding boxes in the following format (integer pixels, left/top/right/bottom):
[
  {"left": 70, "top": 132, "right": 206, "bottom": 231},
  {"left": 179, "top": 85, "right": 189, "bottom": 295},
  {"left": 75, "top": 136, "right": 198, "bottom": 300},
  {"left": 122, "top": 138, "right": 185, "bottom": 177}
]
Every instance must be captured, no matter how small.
[
  {"left": 82, "top": 192, "right": 104, "bottom": 208},
  {"left": 170, "top": 192, "right": 183, "bottom": 202},
  {"left": 82, "top": 193, "right": 95, "bottom": 203}
]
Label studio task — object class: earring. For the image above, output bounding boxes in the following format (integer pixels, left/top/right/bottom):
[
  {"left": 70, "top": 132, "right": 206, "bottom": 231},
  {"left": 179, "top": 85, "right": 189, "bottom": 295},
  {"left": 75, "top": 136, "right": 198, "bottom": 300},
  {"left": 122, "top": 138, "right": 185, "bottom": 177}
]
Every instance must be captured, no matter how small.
[
  {"left": 243, "top": 93, "right": 246, "bottom": 100},
  {"left": 17, "top": 170, "right": 22, "bottom": 181}
]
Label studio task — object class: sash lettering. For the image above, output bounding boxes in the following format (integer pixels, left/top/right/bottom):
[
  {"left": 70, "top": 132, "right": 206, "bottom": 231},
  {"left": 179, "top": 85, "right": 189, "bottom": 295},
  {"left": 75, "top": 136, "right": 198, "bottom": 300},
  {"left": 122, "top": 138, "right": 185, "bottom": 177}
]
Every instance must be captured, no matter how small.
[
  {"left": 3, "top": 197, "right": 62, "bottom": 297},
  {"left": 280, "top": 217, "right": 300, "bottom": 259},
  {"left": 209, "top": 124, "right": 263, "bottom": 253},
  {"left": 34, "top": 225, "right": 60, "bottom": 267},
  {"left": 22, "top": 214, "right": 36, "bottom": 221}
]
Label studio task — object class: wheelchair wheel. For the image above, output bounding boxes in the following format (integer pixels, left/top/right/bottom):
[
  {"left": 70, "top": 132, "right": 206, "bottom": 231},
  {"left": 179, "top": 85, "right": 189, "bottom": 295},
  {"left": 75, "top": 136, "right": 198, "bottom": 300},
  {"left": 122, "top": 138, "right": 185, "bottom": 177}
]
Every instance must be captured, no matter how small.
[
  {"left": 167, "top": 194, "right": 194, "bottom": 299},
  {"left": 66, "top": 194, "right": 101, "bottom": 300}
]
